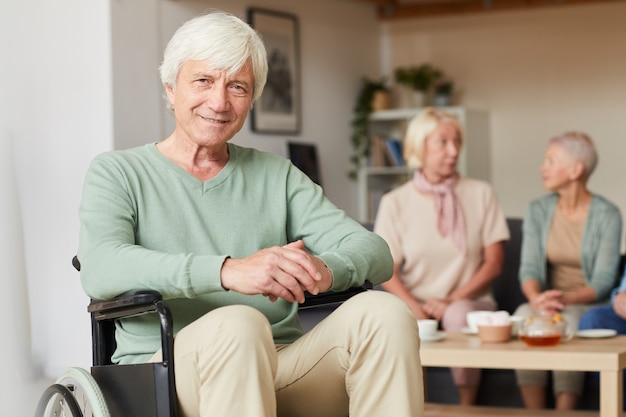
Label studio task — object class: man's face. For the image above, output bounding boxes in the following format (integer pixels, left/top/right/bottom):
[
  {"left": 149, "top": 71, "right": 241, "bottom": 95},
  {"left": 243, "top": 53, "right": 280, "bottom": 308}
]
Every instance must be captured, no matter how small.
[{"left": 166, "top": 60, "right": 254, "bottom": 147}]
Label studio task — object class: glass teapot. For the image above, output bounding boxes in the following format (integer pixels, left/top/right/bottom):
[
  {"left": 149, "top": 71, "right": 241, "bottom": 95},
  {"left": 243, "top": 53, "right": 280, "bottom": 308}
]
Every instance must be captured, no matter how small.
[{"left": 518, "top": 313, "right": 573, "bottom": 346}]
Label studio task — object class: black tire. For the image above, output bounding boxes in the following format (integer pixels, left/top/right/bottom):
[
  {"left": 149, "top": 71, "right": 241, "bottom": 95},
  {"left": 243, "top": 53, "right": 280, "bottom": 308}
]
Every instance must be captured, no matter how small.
[
  {"left": 34, "top": 367, "right": 110, "bottom": 417},
  {"left": 34, "top": 383, "right": 82, "bottom": 417}
]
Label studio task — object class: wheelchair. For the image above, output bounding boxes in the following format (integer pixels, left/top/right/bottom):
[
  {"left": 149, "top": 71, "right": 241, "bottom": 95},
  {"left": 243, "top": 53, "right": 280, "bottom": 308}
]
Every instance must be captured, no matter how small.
[{"left": 34, "top": 257, "right": 371, "bottom": 417}]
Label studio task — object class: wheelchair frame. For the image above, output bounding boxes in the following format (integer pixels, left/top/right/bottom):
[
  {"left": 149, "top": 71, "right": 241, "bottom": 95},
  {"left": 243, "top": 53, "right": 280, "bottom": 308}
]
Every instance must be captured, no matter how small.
[{"left": 34, "top": 256, "right": 371, "bottom": 417}]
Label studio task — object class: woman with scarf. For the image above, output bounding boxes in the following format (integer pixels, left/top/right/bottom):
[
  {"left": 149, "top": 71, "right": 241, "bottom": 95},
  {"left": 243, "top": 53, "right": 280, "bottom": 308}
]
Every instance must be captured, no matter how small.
[{"left": 374, "top": 107, "right": 509, "bottom": 405}]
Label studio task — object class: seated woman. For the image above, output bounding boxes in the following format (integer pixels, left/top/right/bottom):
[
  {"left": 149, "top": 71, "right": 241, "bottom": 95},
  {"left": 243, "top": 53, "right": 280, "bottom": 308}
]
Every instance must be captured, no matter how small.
[
  {"left": 374, "top": 107, "right": 509, "bottom": 405},
  {"left": 515, "top": 131, "right": 622, "bottom": 410}
]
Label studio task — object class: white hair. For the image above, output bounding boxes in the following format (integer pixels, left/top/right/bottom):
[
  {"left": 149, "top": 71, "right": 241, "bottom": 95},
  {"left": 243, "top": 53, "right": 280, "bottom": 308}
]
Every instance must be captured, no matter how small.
[
  {"left": 159, "top": 10, "right": 268, "bottom": 103},
  {"left": 403, "top": 107, "right": 463, "bottom": 169},
  {"left": 549, "top": 131, "right": 598, "bottom": 178}
]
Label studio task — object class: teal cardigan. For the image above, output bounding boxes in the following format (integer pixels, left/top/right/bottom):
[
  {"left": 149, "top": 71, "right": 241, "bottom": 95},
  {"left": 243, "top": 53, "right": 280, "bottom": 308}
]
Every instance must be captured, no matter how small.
[{"left": 519, "top": 193, "right": 622, "bottom": 301}]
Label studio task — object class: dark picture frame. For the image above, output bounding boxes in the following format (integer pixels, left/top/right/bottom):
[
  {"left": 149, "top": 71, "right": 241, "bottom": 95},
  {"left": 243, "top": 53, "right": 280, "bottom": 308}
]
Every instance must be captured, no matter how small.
[{"left": 248, "top": 8, "right": 301, "bottom": 135}]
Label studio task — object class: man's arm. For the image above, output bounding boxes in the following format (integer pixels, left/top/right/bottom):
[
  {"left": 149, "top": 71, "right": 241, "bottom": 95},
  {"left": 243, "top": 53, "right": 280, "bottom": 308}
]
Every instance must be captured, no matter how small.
[{"left": 221, "top": 240, "right": 332, "bottom": 303}]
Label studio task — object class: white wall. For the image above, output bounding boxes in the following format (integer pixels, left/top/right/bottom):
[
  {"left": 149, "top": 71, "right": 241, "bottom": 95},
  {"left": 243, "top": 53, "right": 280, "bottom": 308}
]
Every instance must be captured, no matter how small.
[
  {"left": 4, "top": 0, "right": 114, "bottom": 375},
  {"left": 385, "top": 2, "right": 626, "bottom": 219},
  {"left": 2, "top": 0, "right": 114, "bottom": 412}
]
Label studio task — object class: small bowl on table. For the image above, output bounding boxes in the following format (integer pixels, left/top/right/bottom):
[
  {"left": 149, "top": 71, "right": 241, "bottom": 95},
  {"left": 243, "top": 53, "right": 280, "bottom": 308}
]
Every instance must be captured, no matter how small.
[{"left": 477, "top": 323, "right": 512, "bottom": 343}]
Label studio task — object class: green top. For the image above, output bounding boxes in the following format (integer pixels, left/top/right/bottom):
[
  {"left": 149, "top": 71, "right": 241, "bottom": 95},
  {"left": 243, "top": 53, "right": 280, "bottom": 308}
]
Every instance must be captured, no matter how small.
[
  {"left": 519, "top": 193, "right": 622, "bottom": 301},
  {"left": 78, "top": 143, "right": 393, "bottom": 364}
]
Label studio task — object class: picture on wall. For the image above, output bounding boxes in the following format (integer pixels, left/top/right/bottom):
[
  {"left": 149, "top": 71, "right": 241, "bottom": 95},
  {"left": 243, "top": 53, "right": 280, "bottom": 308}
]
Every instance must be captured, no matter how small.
[{"left": 248, "top": 8, "right": 301, "bottom": 135}]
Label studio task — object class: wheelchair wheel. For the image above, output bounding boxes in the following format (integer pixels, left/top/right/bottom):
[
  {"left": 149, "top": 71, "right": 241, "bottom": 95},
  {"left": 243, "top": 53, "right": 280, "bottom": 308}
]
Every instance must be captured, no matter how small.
[{"left": 35, "top": 367, "right": 110, "bottom": 417}]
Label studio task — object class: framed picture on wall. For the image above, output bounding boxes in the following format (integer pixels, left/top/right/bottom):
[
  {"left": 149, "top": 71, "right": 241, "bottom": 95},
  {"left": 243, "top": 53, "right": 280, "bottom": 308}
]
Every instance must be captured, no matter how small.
[{"left": 247, "top": 8, "right": 301, "bottom": 135}]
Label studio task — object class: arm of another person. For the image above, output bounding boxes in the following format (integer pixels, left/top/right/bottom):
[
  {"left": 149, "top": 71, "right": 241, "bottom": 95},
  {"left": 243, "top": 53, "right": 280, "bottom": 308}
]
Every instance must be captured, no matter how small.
[
  {"left": 521, "top": 279, "right": 563, "bottom": 314},
  {"left": 612, "top": 270, "right": 626, "bottom": 319},
  {"left": 423, "top": 241, "right": 504, "bottom": 320},
  {"left": 446, "top": 241, "right": 504, "bottom": 302},
  {"left": 381, "top": 263, "right": 429, "bottom": 320},
  {"left": 518, "top": 198, "right": 560, "bottom": 312},
  {"left": 564, "top": 205, "right": 623, "bottom": 305},
  {"left": 446, "top": 182, "right": 508, "bottom": 302}
]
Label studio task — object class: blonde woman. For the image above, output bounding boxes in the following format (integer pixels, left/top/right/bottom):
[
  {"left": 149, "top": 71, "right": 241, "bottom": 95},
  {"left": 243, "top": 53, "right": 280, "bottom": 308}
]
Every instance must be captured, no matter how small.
[
  {"left": 374, "top": 107, "right": 509, "bottom": 405},
  {"left": 515, "top": 132, "right": 622, "bottom": 410}
]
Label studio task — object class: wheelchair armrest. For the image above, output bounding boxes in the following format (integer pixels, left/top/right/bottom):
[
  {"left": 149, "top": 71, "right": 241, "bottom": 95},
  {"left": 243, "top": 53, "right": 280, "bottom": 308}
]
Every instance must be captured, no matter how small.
[
  {"left": 89, "top": 290, "right": 174, "bottom": 372},
  {"left": 88, "top": 290, "right": 163, "bottom": 321},
  {"left": 299, "top": 281, "right": 372, "bottom": 309}
]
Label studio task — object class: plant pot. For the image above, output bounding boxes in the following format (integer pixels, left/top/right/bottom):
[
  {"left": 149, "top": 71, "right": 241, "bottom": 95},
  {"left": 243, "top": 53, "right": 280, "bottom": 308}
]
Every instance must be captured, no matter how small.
[
  {"left": 434, "top": 93, "right": 451, "bottom": 107},
  {"left": 411, "top": 91, "right": 426, "bottom": 107},
  {"left": 371, "top": 90, "right": 390, "bottom": 111}
]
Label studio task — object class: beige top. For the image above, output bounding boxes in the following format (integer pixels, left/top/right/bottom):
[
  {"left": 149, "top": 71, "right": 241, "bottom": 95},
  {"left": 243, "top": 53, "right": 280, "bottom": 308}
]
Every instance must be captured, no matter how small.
[
  {"left": 546, "top": 208, "right": 586, "bottom": 291},
  {"left": 374, "top": 177, "right": 509, "bottom": 303}
]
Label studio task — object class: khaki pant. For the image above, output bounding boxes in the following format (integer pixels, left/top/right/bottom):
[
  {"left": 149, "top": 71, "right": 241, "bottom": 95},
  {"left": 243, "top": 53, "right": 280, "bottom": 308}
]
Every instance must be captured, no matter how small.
[{"left": 165, "top": 291, "right": 423, "bottom": 417}]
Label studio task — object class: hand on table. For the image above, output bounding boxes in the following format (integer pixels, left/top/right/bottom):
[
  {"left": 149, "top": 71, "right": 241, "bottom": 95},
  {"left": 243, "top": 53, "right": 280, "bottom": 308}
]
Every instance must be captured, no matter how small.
[{"left": 220, "top": 240, "right": 332, "bottom": 303}]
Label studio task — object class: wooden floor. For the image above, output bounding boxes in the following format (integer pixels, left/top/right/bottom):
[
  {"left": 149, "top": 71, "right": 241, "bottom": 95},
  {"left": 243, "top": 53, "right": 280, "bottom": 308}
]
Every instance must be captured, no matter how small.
[{"left": 424, "top": 403, "right": 610, "bottom": 417}]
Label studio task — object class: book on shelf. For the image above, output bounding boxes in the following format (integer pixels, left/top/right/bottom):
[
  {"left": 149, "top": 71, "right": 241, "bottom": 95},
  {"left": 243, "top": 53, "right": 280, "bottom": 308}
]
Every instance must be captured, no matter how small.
[
  {"left": 369, "top": 135, "right": 405, "bottom": 168},
  {"left": 384, "top": 138, "right": 404, "bottom": 166},
  {"left": 369, "top": 135, "right": 392, "bottom": 167}
]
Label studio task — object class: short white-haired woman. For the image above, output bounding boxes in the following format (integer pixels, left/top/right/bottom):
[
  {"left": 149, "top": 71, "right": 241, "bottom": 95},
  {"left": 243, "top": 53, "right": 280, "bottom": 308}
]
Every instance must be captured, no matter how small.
[
  {"left": 374, "top": 107, "right": 509, "bottom": 405},
  {"left": 515, "top": 131, "right": 622, "bottom": 410}
]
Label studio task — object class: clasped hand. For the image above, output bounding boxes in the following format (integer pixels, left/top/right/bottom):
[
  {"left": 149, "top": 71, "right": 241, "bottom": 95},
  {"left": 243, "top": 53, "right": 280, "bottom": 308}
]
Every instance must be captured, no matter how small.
[
  {"left": 531, "top": 289, "right": 564, "bottom": 315},
  {"left": 220, "top": 240, "right": 332, "bottom": 303},
  {"left": 422, "top": 299, "right": 449, "bottom": 321}
]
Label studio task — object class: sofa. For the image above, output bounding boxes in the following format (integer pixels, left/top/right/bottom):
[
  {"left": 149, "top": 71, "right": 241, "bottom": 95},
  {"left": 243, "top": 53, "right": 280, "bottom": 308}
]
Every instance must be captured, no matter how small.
[{"left": 299, "top": 218, "right": 606, "bottom": 410}]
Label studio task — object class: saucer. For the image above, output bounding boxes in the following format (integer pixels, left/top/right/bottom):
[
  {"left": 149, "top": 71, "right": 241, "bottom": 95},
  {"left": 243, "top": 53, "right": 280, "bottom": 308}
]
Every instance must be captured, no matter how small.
[
  {"left": 421, "top": 331, "right": 446, "bottom": 342},
  {"left": 576, "top": 329, "right": 617, "bottom": 339},
  {"left": 461, "top": 327, "right": 478, "bottom": 335}
]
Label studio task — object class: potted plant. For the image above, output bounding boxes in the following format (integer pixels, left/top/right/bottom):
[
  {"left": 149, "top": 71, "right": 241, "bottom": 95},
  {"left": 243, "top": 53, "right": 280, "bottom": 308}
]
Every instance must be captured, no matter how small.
[
  {"left": 348, "top": 77, "right": 389, "bottom": 180},
  {"left": 394, "top": 64, "right": 442, "bottom": 107},
  {"left": 434, "top": 80, "right": 454, "bottom": 107}
]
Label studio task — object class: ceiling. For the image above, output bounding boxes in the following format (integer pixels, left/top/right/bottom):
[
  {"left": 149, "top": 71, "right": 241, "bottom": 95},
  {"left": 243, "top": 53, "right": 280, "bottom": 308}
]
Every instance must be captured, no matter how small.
[{"left": 355, "top": 0, "right": 626, "bottom": 20}]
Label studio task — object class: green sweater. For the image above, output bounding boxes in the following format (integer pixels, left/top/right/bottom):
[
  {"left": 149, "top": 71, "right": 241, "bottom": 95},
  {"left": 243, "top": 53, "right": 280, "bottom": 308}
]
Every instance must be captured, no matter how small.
[
  {"left": 78, "top": 143, "right": 393, "bottom": 364},
  {"left": 519, "top": 193, "right": 622, "bottom": 301}
]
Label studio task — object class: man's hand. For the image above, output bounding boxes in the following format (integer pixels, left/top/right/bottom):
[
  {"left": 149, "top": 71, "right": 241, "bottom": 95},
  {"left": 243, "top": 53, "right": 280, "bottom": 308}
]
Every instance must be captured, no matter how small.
[
  {"left": 613, "top": 291, "right": 626, "bottom": 320},
  {"left": 220, "top": 240, "right": 332, "bottom": 303}
]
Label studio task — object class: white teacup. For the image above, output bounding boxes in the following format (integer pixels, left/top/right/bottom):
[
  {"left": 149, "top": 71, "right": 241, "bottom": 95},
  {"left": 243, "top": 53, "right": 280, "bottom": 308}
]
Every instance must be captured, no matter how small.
[
  {"left": 509, "top": 315, "right": 525, "bottom": 336},
  {"left": 417, "top": 319, "right": 438, "bottom": 339},
  {"left": 466, "top": 311, "right": 493, "bottom": 333}
]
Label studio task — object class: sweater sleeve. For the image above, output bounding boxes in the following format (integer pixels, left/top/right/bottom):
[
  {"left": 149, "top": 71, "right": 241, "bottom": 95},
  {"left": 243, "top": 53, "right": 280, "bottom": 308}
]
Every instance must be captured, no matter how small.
[
  {"left": 585, "top": 201, "right": 623, "bottom": 300},
  {"left": 284, "top": 165, "right": 394, "bottom": 291},
  {"left": 519, "top": 199, "right": 548, "bottom": 288},
  {"left": 77, "top": 155, "right": 227, "bottom": 300}
]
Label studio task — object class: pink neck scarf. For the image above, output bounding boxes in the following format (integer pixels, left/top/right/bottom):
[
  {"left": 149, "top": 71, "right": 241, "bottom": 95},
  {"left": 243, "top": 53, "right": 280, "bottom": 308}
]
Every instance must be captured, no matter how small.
[{"left": 413, "top": 170, "right": 466, "bottom": 255}]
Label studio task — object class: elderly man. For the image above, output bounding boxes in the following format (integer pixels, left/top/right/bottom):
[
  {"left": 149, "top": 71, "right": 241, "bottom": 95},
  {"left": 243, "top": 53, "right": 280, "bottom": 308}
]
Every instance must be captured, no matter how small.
[{"left": 77, "top": 10, "right": 422, "bottom": 417}]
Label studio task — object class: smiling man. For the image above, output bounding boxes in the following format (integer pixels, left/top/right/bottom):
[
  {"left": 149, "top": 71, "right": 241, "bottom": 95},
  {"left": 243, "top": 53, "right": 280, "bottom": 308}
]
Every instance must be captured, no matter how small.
[{"left": 77, "top": 10, "right": 422, "bottom": 417}]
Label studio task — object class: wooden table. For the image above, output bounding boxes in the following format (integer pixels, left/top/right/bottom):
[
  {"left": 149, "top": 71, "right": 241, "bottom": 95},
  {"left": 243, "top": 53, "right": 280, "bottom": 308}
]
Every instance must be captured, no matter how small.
[{"left": 420, "top": 333, "right": 626, "bottom": 417}]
